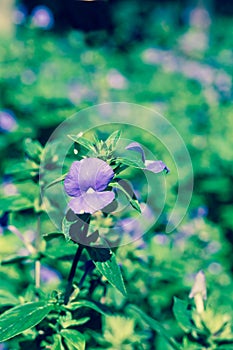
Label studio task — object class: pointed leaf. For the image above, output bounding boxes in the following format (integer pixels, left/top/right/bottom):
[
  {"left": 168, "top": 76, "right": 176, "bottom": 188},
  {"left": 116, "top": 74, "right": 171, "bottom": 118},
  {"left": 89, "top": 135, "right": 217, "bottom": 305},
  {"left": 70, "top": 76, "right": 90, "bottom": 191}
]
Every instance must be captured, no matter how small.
[
  {"left": 0, "top": 290, "right": 19, "bottom": 306},
  {"left": 129, "top": 198, "right": 141, "bottom": 213},
  {"left": 5, "top": 161, "right": 39, "bottom": 180},
  {"left": 110, "top": 181, "right": 141, "bottom": 213},
  {"left": 61, "top": 329, "right": 85, "bottom": 350},
  {"left": 51, "top": 334, "right": 65, "bottom": 350},
  {"left": 0, "top": 301, "right": 54, "bottom": 342},
  {"left": 24, "top": 138, "right": 43, "bottom": 163},
  {"left": 105, "top": 130, "right": 121, "bottom": 150},
  {"left": 173, "top": 297, "right": 200, "bottom": 333},
  {"left": 65, "top": 299, "right": 110, "bottom": 316},
  {"left": 61, "top": 317, "right": 90, "bottom": 328},
  {"left": 45, "top": 241, "right": 77, "bottom": 259},
  {"left": 117, "top": 157, "right": 145, "bottom": 168},
  {"left": 88, "top": 246, "right": 126, "bottom": 296},
  {"left": 0, "top": 195, "right": 33, "bottom": 212},
  {"left": 43, "top": 232, "right": 64, "bottom": 241},
  {"left": 1, "top": 254, "right": 30, "bottom": 265},
  {"left": 127, "top": 304, "right": 180, "bottom": 350},
  {"left": 68, "top": 134, "right": 96, "bottom": 152}
]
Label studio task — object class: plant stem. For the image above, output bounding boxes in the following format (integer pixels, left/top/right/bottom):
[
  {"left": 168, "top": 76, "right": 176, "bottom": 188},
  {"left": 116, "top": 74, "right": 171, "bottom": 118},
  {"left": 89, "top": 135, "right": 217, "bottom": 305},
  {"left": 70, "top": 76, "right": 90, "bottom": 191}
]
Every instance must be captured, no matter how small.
[
  {"left": 78, "top": 261, "right": 95, "bottom": 289},
  {"left": 35, "top": 214, "right": 42, "bottom": 289},
  {"left": 64, "top": 245, "right": 84, "bottom": 305},
  {"left": 35, "top": 260, "right": 41, "bottom": 289}
]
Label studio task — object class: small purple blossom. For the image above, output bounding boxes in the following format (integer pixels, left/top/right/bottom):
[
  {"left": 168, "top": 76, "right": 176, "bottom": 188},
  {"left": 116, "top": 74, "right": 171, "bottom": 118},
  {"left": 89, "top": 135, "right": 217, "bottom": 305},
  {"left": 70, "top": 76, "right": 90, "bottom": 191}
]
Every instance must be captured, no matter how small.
[
  {"left": 40, "top": 265, "right": 61, "bottom": 284},
  {"left": 107, "top": 69, "right": 128, "bottom": 90},
  {"left": 117, "top": 204, "right": 154, "bottom": 241},
  {"left": 31, "top": 5, "right": 54, "bottom": 30},
  {"left": 64, "top": 158, "right": 115, "bottom": 214},
  {"left": 125, "top": 142, "right": 169, "bottom": 174},
  {"left": 13, "top": 4, "right": 27, "bottom": 25},
  {"left": 0, "top": 110, "right": 17, "bottom": 133}
]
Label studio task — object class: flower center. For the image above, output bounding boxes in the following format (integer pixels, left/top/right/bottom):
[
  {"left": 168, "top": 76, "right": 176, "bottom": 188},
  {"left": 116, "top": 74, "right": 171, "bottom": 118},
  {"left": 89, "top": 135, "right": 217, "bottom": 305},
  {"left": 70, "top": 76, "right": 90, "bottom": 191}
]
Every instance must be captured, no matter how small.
[{"left": 86, "top": 187, "right": 95, "bottom": 194}]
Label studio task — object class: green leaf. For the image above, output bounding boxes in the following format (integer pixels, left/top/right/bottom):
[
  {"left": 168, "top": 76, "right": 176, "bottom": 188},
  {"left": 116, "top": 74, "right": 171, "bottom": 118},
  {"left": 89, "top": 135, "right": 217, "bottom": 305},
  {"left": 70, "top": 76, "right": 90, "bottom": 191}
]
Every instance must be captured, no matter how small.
[
  {"left": 110, "top": 181, "right": 141, "bottom": 213},
  {"left": 5, "top": 161, "right": 39, "bottom": 180},
  {"left": 51, "top": 334, "right": 65, "bottom": 350},
  {"left": 0, "top": 301, "right": 54, "bottom": 342},
  {"left": 182, "top": 336, "right": 203, "bottom": 349},
  {"left": 127, "top": 304, "right": 180, "bottom": 350},
  {"left": 1, "top": 254, "right": 30, "bottom": 265},
  {"left": 0, "top": 195, "right": 33, "bottom": 212},
  {"left": 0, "top": 290, "right": 19, "bottom": 306},
  {"left": 117, "top": 156, "right": 145, "bottom": 169},
  {"left": 65, "top": 300, "right": 110, "bottom": 316},
  {"left": 68, "top": 134, "right": 96, "bottom": 152},
  {"left": 61, "top": 317, "right": 90, "bottom": 328},
  {"left": 105, "top": 130, "right": 121, "bottom": 150},
  {"left": 24, "top": 138, "right": 43, "bottom": 163},
  {"left": 45, "top": 242, "right": 77, "bottom": 259},
  {"left": 61, "top": 329, "right": 85, "bottom": 350},
  {"left": 129, "top": 198, "right": 141, "bottom": 213},
  {"left": 87, "top": 246, "right": 127, "bottom": 296},
  {"left": 173, "top": 297, "right": 199, "bottom": 333},
  {"left": 43, "top": 232, "right": 64, "bottom": 241},
  {"left": 45, "top": 173, "right": 68, "bottom": 189}
]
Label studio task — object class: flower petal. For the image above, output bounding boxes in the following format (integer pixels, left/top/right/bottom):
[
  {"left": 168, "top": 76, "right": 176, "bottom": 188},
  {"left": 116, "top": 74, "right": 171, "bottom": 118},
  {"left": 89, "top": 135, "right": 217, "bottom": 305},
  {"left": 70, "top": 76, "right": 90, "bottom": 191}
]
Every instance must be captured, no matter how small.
[
  {"left": 68, "top": 191, "right": 115, "bottom": 214},
  {"left": 145, "top": 160, "right": 169, "bottom": 174},
  {"left": 125, "top": 142, "right": 146, "bottom": 163},
  {"left": 77, "top": 158, "right": 114, "bottom": 192},
  {"left": 64, "top": 161, "right": 82, "bottom": 196},
  {"left": 64, "top": 158, "right": 114, "bottom": 197}
]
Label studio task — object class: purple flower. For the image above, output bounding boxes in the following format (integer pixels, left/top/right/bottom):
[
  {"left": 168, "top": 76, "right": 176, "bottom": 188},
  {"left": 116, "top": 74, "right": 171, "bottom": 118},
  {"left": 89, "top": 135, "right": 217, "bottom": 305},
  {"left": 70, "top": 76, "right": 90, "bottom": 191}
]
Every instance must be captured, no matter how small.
[
  {"left": 31, "top": 5, "right": 54, "bottom": 30},
  {"left": 0, "top": 110, "right": 17, "bottom": 133},
  {"left": 64, "top": 158, "right": 115, "bottom": 214},
  {"left": 125, "top": 142, "right": 169, "bottom": 174},
  {"left": 117, "top": 204, "right": 154, "bottom": 241},
  {"left": 13, "top": 4, "right": 27, "bottom": 25},
  {"left": 40, "top": 265, "right": 61, "bottom": 284}
]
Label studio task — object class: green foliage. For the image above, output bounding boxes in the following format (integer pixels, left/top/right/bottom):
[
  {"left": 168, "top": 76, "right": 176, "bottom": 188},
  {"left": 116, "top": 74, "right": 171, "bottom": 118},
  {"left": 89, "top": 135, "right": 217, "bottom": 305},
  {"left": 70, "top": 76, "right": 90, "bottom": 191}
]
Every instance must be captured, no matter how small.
[
  {"left": 89, "top": 248, "right": 127, "bottom": 297},
  {"left": 0, "top": 301, "right": 54, "bottom": 342},
  {"left": 0, "top": 3, "right": 233, "bottom": 349},
  {"left": 110, "top": 180, "right": 141, "bottom": 213},
  {"left": 68, "top": 134, "right": 96, "bottom": 154},
  {"left": 23, "top": 138, "right": 43, "bottom": 164},
  {"left": 128, "top": 304, "right": 180, "bottom": 350},
  {"left": 173, "top": 297, "right": 233, "bottom": 349},
  {"left": 105, "top": 130, "right": 121, "bottom": 151},
  {"left": 173, "top": 298, "right": 199, "bottom": 333},
  {"left": 65, "top": 299, "right": 109, "bottom": 316},
  {"left": 60, "top": 329, "right": 85, "bottom": 350}
]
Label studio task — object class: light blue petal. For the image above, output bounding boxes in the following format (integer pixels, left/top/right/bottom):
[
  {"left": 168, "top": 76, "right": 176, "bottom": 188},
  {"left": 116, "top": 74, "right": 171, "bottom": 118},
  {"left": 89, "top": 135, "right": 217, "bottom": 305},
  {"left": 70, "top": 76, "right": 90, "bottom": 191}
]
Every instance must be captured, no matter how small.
[
  {"left": 125, "top": 142, "right": 146, "bottom": 163},
  {"left": 68, "top": 190, "right": 115, "bottom": 214},
  {"left": 145, "top": 160, "right": 169, "bottom": 173}
]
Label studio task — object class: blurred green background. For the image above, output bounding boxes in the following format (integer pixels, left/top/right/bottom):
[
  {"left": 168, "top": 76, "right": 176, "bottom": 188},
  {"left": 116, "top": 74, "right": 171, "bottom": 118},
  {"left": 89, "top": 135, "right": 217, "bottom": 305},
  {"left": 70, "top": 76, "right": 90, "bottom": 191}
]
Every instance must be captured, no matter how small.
[{"left": 0, "top": 0, "right": 233, "bottom": 349}]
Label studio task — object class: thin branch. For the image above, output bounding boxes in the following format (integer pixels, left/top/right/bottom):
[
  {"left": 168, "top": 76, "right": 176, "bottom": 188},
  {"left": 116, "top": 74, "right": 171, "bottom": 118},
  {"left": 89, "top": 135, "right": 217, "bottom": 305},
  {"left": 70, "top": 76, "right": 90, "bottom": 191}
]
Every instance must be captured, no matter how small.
[{"left": 64, "top": 245, "right": 84, "bottom": 305}]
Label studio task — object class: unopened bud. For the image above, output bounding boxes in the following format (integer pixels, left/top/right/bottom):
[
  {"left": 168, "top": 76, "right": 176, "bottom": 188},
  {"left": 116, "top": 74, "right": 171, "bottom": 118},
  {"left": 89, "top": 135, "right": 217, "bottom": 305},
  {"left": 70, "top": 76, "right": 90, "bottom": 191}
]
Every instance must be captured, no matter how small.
[{"left": 189, "top": 270, "right": 207, "bottom": 313}]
